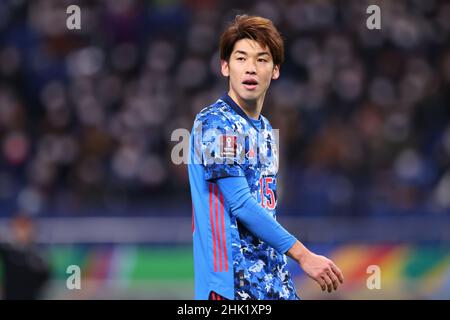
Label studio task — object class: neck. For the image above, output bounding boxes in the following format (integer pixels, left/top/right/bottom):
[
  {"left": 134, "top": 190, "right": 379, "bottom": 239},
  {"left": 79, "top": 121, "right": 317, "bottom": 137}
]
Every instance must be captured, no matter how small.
[{"left": 228, "top": 89, "right": 265, "bottom": 120}]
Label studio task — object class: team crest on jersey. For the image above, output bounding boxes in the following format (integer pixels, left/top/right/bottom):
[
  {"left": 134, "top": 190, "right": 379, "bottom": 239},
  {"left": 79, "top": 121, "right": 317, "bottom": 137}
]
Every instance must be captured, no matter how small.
[{"left": 220, "top": 135, "right": 237, "bottom": 158}]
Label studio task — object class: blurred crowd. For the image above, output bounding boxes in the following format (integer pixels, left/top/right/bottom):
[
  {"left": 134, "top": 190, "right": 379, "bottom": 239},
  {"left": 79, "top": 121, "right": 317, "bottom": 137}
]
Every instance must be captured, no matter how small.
[{"left": 0, "top": 0, "right": 449, "bottom": 217}]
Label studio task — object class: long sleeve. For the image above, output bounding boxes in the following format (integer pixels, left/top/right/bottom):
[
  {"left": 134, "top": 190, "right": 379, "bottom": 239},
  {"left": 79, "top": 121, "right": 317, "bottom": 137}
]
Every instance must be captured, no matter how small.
[{"left": 216, "top": 176, "right": 297, "bottom": 254}]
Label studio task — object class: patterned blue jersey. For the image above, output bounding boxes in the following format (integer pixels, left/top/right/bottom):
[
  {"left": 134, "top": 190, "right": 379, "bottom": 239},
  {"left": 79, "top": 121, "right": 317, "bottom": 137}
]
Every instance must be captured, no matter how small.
[{"left": 188, "top": 93, "right": 299, "bottom": 300}]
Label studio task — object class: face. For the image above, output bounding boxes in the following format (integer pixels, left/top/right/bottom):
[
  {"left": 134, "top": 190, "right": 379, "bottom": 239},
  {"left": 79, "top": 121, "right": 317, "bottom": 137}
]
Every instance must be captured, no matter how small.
[
  {"left": 12, "top": 217, "right": 34, "bottom": 245},
  {"left": 221, "top": 38, "right": 280, "bottom": 105}
]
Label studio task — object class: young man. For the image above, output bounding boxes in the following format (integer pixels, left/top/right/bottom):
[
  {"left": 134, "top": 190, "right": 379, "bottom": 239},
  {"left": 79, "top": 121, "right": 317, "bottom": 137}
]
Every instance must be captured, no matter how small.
[{"left": 188, "top": 15, "right": 344, "bottom": 300}]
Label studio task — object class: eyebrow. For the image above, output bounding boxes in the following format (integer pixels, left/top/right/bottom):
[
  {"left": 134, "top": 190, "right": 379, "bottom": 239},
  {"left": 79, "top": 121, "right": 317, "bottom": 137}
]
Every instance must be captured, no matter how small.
[{"left": 234, "top": 50, "right": 271, "bottom": 57}]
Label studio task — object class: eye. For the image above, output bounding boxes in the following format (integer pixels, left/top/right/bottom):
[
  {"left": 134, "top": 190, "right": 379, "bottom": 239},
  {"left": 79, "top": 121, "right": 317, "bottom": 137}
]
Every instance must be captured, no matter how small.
[
  {"left": 258, "top": 58, "right": 268, "bottom": 63},
  {"left": 237, "top": 57, "right": 245, "bottom": 61}
]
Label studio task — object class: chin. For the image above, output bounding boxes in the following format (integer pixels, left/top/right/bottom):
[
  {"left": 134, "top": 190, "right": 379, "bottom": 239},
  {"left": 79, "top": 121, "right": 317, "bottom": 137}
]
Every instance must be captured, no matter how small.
[{"left": 239, "top": 91, "right": 260, "bottom": 102}]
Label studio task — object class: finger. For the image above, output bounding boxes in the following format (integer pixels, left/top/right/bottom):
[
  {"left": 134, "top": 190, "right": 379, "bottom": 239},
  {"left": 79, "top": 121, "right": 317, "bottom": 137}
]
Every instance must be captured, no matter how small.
[
  {"left": 330, "top": 263, "right": 344, "bottom": 284},
  {"left": 321, "top": 274, "right": 333, "bottom": 293},
  {"left": 327, "top": 269, "right": 339, "bottom": 290},
  {"left": 316, "top": 276, "right": 326, "bottom": 291}
]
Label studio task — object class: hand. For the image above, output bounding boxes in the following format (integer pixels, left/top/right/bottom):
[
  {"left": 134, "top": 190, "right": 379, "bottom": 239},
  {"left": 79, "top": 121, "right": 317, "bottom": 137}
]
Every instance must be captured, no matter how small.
[
  {"left": 287, "top": 241, "right": 344, "bottom": 293},
  {"left": 299, "top": 250, "right": 344, "bottom": 293}
]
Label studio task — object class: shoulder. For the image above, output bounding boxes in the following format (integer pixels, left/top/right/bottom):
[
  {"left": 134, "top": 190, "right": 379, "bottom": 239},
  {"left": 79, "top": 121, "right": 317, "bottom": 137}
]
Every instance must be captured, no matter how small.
[
  {"left": 260, "top": 114, "right": 274, "bottom": 131},
  {"left": 193, "top": 99, "right": 235, "bottom": 132}
]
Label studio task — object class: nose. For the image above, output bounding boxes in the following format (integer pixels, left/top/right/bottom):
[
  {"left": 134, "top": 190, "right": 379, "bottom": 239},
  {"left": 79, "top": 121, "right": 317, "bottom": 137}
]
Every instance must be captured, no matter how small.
[{"left": 245, "top": 59, "right": 257, "bottom": 74}]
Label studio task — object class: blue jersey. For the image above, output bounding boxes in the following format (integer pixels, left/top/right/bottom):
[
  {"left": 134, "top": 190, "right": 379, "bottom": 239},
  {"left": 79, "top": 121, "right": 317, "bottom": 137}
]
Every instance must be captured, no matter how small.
[{"left": 188, "top": 93, "right": 299, "bottom": 300}]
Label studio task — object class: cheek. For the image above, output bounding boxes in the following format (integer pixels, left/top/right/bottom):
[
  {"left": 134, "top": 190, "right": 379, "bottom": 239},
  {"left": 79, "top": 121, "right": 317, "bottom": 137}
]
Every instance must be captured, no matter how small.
[
  {"left": 261, "top": 72, "right": 274, "bottom": 86},
  {"left": 228, "top": 67, "right": 239, "bottom": 81},
  {"left": 229, "top": 70, "right": 243, "bottom": 85}
]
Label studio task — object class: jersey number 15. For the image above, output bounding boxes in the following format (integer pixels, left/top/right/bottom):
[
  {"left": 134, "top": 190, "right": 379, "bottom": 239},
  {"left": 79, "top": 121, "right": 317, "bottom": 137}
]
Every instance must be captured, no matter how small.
[{"left": 259, "top": 177, "right": 276, "bottom": 209}]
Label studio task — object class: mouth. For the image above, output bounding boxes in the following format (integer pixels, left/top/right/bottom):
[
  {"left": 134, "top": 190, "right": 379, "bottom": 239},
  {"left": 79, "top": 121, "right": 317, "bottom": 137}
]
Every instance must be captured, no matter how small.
[{"left": 242, "top": 79, "right": 258, "bottom": 91}]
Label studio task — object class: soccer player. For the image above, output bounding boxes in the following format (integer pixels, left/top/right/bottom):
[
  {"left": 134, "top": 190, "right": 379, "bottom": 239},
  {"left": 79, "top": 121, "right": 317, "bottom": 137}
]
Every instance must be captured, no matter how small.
[{"left": 188, "top": 15, "right": 344, "bottom": 300}]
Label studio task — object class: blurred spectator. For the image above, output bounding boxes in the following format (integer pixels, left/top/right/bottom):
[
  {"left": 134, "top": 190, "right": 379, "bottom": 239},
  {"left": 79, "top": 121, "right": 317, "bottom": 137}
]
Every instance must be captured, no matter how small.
[{"left": 0, "top": 213, "right": 50, "bottom": 299}]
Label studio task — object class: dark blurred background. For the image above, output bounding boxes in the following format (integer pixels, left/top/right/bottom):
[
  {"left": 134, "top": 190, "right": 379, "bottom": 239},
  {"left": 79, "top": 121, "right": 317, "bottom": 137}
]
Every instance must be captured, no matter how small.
[{"left": 0, "top": 0, "right": 449, "bottom": 299}]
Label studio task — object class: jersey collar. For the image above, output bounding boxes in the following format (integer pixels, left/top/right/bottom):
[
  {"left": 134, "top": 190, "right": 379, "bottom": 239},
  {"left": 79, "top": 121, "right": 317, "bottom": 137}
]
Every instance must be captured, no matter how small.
[{"left": 220, "top": 93, "right": 265, "bottom": 131}]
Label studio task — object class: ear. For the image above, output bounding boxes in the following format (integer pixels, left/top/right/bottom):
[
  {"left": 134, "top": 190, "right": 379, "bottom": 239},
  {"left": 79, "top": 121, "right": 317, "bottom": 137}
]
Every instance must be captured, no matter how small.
[
  {"left": 221, "top": 59, "right": 230, "bottom": 77},
  {"left": 272, "top": 64, "right": 280, "bottom": 80}
]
